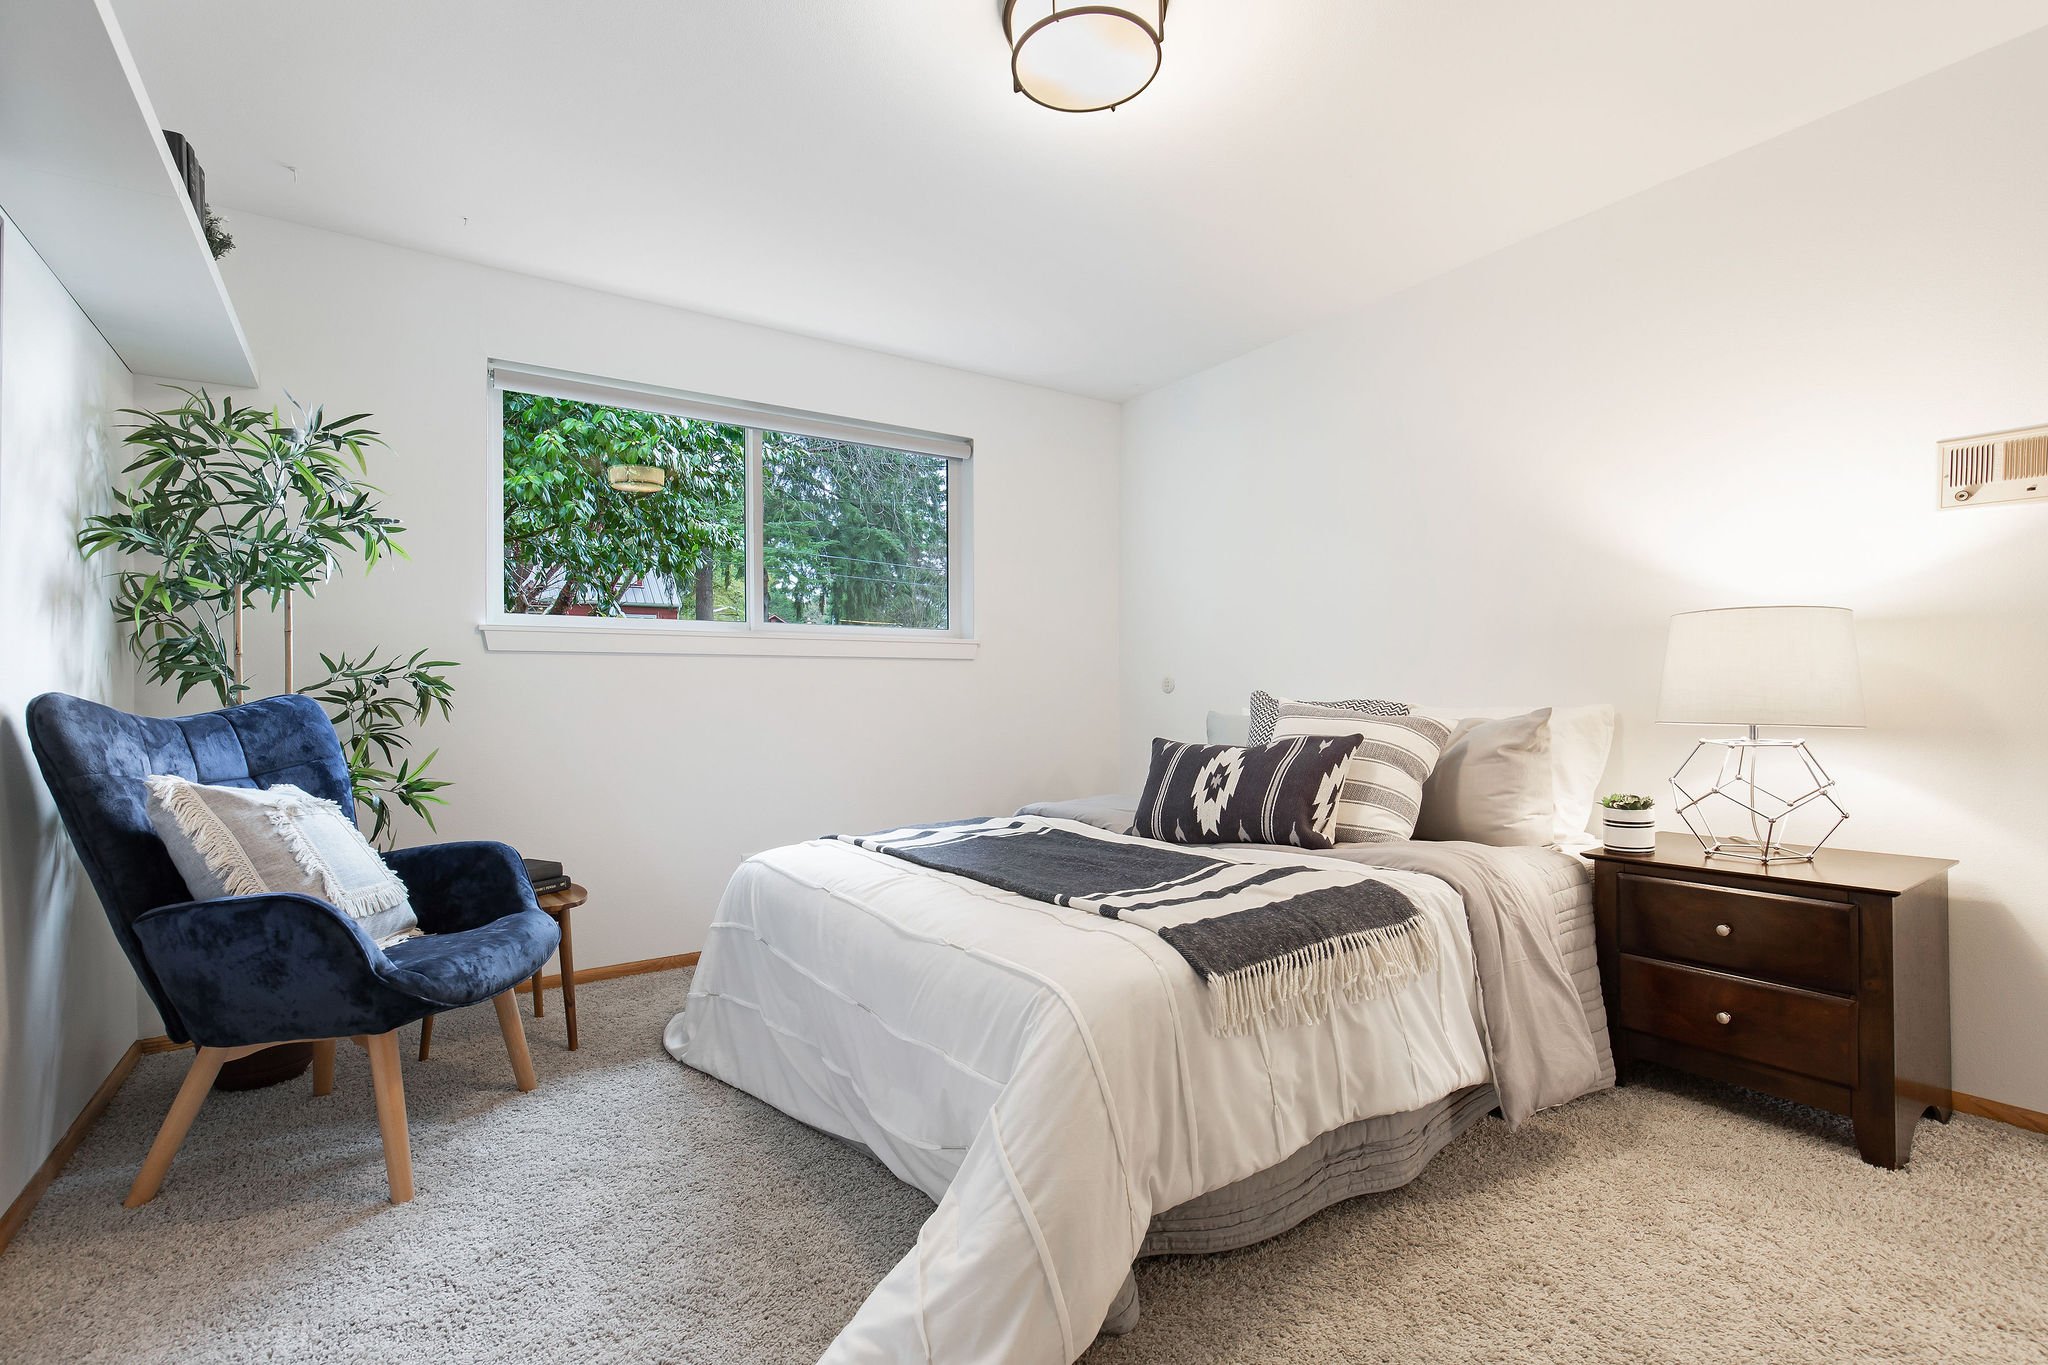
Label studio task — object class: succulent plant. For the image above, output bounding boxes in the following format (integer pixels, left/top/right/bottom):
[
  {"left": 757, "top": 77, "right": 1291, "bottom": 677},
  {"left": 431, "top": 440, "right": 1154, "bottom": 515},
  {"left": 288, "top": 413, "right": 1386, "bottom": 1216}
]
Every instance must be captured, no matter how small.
[{"left": 1599, "top": 792, "right": 1656, "bottom": 811}]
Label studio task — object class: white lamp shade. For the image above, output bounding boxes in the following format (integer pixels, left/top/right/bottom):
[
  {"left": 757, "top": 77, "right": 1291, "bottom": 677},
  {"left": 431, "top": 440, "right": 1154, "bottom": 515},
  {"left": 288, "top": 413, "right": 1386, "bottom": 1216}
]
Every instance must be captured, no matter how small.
[
  {"left": 1005, "top": 1, "right": 1166, "bottom": 113},
  {"left": 1657, "top": 606, "right": 1866, "bottom": 728}
]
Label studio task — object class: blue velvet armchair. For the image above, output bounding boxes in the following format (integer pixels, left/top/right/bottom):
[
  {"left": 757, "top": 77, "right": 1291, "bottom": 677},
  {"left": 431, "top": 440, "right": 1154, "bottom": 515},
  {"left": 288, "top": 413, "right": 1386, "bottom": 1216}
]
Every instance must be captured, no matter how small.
[{"left": 27, "top": 691, "right": 561, "bottom": 1206}]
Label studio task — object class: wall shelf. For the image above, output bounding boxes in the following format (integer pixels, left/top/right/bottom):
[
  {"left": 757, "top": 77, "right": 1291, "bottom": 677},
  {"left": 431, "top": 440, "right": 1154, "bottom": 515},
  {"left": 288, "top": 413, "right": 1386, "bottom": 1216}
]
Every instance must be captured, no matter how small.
[{"left": 0, "top": 0, "right": 257, "bottom": 386}]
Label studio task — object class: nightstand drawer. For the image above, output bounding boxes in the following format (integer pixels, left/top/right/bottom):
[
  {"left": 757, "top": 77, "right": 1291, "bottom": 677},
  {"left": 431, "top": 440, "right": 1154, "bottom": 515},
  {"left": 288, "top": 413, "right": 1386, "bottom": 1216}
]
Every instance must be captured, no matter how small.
[
  {"left": 1618, "top": 956, "right": 1856, "bottom": 1085},
  {"left": 1619, "top": 873, "right": 1853, "bottom": 994}
]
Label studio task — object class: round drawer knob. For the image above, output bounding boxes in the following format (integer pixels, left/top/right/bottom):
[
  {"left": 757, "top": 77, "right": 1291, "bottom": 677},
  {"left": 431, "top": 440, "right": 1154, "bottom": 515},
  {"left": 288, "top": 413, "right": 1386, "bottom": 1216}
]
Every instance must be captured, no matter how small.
[
  {"left": 1715, "top": 1011, "right": 1733, "bottom": 1025},
  {"left": 1715, "top": 923, "right": 1732, "bottom": 937}
]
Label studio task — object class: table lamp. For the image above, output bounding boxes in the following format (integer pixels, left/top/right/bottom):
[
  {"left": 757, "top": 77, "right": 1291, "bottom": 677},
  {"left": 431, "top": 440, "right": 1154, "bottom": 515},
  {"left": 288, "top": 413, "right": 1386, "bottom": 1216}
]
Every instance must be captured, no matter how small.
[{"left": 1657, "top": 605, "right": 1865, "bottom": 864}]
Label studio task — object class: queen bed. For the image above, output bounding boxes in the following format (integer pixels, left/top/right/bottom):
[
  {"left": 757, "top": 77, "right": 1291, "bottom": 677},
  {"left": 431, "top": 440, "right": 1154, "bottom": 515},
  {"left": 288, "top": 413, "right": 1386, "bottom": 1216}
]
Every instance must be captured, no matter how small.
[{"left": 665, "top": 776, "right": 1614, "bottom": 1363}]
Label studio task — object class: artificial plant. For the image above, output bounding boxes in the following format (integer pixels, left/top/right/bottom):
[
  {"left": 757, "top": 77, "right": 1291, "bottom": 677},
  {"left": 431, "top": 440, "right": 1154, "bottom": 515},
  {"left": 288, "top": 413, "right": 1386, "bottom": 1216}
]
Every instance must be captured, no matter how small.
[{"left": 78, "top": 389, "right": 454, "bottom": 844}]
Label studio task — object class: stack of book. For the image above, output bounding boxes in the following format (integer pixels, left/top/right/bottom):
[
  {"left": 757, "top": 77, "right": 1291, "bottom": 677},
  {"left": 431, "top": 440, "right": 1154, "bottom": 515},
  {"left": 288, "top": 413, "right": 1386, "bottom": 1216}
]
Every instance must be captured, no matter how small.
[{"left": 523, "top": 858, "right": 572, "bottom": 896}]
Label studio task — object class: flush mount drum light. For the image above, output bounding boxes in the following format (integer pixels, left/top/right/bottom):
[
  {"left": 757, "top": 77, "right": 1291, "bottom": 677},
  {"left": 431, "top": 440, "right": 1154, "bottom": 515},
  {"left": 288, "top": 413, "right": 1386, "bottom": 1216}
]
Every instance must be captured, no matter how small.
[{"left": 1004, "top": 1, "right": 1167, "bottom": 112}]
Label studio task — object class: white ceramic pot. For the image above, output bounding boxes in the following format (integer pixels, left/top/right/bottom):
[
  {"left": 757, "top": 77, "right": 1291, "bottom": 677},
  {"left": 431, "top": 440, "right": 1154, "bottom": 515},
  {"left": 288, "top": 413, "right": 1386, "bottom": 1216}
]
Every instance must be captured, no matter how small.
[{"left": 1601, "top": 806, "right": 1658, "bottom": 854}]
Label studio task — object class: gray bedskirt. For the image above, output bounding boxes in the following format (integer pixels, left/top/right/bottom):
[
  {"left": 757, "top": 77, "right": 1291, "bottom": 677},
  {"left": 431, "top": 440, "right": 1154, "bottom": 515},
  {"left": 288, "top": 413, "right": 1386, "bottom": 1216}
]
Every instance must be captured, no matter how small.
[{"left": 1098, "top": 1083, "right": 1500, "bottom": 1338}]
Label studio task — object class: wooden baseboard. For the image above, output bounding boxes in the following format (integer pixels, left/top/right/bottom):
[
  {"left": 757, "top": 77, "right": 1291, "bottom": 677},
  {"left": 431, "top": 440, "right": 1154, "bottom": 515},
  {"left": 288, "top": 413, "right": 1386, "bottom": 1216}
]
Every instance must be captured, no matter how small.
[
  {"left": 535, "top": 950, "right": 697, "bottom": 991},
  {"left": 1954, "top": 1090, "right": 2048, "bottom": 1135},
  {"left": 0, "top": 1042, "right": 142, "bottom": 1256},
  {"left": 135, "top": 951, "right": 700, "bottom": 1054}
]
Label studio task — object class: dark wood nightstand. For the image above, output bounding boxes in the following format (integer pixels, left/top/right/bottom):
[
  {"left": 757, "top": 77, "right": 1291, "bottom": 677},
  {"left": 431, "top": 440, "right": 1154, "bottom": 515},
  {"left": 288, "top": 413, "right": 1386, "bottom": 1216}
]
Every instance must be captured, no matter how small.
[{"left": 1588, "top": 834, "right": 1955, "bottom": 1168}]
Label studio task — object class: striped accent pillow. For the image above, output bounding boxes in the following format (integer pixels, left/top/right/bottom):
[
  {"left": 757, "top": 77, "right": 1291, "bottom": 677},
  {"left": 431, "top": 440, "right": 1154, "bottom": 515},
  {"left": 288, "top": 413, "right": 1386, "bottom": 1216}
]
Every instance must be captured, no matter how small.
[
  {"left": 1247, "top": 691, "right": 1408, "bottom": 745},
  {"left": 1270, "top": 704, "right": 1454, "bottom": 843},
  {"left": 1134, "top": 734, "right": 1363, "bottom": 849}
]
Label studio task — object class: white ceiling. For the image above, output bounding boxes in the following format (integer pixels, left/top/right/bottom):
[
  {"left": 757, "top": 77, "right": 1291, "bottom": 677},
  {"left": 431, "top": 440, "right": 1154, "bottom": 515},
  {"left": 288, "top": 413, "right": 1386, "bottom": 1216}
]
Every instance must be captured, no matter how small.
[{"left": 114, "top": 1, "right": 2048, "bottom": 400}]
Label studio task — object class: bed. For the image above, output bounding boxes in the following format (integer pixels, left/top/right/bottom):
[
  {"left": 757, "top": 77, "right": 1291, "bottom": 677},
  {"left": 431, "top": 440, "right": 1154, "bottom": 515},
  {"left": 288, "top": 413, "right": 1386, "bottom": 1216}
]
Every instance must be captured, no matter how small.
[{"left": 665, "top": 793, "right": 1612, "bottom": 1363}]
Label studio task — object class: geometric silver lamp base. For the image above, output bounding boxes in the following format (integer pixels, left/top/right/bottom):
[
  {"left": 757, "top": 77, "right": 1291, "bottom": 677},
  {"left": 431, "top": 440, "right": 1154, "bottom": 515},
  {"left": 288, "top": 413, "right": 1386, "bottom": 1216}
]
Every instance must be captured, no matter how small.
[{"left": 1670, "top": 726, "right": 1847, "bottom": 865}]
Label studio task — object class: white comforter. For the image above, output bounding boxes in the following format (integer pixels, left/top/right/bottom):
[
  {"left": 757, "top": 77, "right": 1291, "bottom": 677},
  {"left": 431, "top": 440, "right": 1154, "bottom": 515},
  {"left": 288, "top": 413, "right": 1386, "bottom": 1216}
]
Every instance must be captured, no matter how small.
[{"left": 666, "top": 825, "right": 1496, "bottom": 1363}]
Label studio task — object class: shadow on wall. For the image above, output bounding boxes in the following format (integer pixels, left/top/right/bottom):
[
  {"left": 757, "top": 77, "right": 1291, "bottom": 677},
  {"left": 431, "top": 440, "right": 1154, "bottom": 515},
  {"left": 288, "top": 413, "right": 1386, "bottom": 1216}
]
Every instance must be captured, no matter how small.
[{"left": 0, "top": 719, "right": 91, "bottom": 1129}]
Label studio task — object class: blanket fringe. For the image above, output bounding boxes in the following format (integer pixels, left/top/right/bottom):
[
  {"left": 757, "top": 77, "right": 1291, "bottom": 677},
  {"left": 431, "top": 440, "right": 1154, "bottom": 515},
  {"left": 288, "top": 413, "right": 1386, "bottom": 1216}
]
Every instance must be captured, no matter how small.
[{"left": 1209, "top": 918, "right": 1439, "bottom": 1036}]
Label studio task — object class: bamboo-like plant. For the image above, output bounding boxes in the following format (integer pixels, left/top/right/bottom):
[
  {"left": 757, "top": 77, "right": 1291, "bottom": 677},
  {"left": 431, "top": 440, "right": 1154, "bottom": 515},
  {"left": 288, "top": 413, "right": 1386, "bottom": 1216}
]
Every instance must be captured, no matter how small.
[{"left": 79, "top": 389, "right": 455, "bottom": 845}]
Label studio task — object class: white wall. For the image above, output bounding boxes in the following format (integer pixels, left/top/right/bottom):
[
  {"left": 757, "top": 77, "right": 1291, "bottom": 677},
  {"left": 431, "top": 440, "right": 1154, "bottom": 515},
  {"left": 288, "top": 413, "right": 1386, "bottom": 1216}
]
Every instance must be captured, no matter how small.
[
  {"left": 1120, "top": 32, "right": 2048, "bottom": 1113},
  {"left": 137, "top": 213, "right": 1122, "bottom": 980},
  {"left": 0, "top": 215, "right": 137, "bottom": 1208}
]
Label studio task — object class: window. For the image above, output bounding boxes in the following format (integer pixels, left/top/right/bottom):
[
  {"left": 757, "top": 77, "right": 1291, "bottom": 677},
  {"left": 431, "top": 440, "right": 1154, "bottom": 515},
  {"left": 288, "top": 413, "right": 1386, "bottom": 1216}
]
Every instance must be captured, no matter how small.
[{"left": 488, "top": 364, "right": 971, "bottom": 655}]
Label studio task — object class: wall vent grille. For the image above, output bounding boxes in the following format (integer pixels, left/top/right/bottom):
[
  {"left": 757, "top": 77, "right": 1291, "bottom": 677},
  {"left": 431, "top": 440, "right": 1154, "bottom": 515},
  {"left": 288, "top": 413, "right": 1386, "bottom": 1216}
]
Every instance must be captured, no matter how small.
[{"left": 1938, "top": 424, "right": 2048, "bottom": 508}]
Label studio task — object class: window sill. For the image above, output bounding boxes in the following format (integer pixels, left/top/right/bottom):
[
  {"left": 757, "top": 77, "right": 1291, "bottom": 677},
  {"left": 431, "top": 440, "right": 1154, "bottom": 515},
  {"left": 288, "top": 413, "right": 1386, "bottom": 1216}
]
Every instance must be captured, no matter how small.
[{"left": 478, "top": 620, "right": 979, "bottom": 660}]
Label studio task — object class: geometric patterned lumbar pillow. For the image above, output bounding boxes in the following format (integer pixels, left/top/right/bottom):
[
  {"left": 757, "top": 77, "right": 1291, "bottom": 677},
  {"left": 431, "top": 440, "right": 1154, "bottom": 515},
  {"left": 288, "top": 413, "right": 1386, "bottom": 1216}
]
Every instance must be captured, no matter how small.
[
  {"left": 143, "top": 774, "right": 421, "bottom": 946},
  {"left": 1269, "top": 704, "right": 1454, "bottom": 844},
  {"left": 1133, "top": 734, "right": 1363, "bottom": 850},
  {"left": 1246, "top": 690, "right": 1408, "bottom": 746}
]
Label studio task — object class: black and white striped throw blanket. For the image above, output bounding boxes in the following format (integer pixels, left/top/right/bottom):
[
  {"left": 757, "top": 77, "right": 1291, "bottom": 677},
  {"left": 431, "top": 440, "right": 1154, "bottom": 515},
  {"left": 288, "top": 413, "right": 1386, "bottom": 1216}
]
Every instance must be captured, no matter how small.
[{"left": 833, "top": 816, "right": 1436, "bottom": 1035}]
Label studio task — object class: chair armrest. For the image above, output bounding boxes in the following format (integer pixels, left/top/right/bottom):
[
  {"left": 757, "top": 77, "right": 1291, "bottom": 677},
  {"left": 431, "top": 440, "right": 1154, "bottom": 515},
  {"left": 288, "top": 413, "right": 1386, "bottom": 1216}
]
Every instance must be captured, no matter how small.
[
  {"left": 132, "top": 893, "right": 420, "bottom": 1047},
  {"left": 382, "top": 840, "right": 539, "bottom": 935}
]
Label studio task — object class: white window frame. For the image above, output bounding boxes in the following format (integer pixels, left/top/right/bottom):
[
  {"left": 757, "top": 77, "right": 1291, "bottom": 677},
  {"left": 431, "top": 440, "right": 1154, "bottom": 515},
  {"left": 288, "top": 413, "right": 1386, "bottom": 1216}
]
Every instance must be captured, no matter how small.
[{"left": 480, "top": 361, "right": 976, "bottom": 660}]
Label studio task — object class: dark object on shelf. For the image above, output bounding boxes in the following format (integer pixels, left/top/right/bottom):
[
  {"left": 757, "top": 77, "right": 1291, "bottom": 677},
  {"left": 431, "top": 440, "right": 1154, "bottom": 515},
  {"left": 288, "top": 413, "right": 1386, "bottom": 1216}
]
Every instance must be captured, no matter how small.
[
  {"left": 1589, "top": 833, "right": 1954, "bottom": 1169},
  {"left": 160, "top": 129, "right": 204, "bottom": 220},
  {"left": 161, "top": 130, "right": 233, "bottom": 260},
  {"left": 523, "top": 857, "right": 564, "bottom": 883},
  {"left": 529, "top": 875, "right": 571, "bottom": 895}
]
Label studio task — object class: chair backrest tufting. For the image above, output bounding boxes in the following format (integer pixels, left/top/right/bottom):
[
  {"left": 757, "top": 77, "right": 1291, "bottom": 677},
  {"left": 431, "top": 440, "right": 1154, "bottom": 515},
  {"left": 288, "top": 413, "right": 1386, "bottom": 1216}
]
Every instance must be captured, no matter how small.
[{"left": 25, "top": 692, "right": 353, "bottom": 1039}]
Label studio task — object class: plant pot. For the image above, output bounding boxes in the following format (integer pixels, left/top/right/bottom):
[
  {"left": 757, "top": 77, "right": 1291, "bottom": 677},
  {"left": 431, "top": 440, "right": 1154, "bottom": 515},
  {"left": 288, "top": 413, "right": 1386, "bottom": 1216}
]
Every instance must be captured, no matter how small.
[{"left": 1601, "top": 807, "right": 1658, "bottom": 854}]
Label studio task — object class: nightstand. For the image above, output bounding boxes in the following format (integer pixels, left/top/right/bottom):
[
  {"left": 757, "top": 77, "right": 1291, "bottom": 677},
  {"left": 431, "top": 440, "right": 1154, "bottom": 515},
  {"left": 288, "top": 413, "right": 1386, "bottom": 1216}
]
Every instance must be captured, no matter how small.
[{"left": 1588, "top": 834, "right": 1955, "bottom": 1169}]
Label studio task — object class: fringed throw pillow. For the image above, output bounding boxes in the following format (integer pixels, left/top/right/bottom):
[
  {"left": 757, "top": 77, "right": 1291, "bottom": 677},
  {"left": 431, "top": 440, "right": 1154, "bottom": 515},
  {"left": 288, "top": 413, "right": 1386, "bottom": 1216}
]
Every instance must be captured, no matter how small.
[
  {"left": 143, "top": 774, "right": 421, "bottom": 946},
  {"left": 1134, "top": 734, "right": 1362, "bottom": 849},
  {"left": 1270, "top": 704, "right": 1454, "bottom": 843}
]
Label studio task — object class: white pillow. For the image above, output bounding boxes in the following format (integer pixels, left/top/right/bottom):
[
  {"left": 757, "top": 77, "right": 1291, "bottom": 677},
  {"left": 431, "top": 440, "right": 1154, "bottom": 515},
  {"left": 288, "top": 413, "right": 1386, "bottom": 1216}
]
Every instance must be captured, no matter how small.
[
  {"left": 1271, "top": 703, "right": 1453, "bottom": 843},
  {"left": 1414, "top": 703, "right": 1616, "bottom": 851},
  {"left": 1205, "top": 710, "right": 1251, "bottom": 746},
  {"left": 144, "top": 774, "right": 420, "bottom": 946}
]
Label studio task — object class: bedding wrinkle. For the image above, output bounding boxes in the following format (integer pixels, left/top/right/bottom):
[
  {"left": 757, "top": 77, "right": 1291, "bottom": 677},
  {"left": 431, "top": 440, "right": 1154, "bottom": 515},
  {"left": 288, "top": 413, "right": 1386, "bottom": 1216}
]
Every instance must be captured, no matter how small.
[
  {"left": 686, "top": 990, "right": 971, "bottom": 1155},
  {"left": 989, "top": 1109, "right": 1077, "bottom": 1362},
  {"left": 749, "top": 850, "right": 1149, "bottom": 1250},
  {"left": 696, "top": 919, "right": 1006, "bottom": 1089}
]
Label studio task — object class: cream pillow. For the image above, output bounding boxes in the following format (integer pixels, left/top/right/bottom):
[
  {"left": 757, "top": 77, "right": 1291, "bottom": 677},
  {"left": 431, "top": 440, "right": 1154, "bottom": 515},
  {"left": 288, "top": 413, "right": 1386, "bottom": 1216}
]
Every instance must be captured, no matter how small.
[
  {"left": 1413, "top": 708, "right": 1555, "bottom": 846},
  {"left": 1271, "top": 703, "right": 1452, "bottom": 843},
  {"left": 1415, "top": 703, "right": 1616, "bottom": 850},
  {"left": 144, "top": 774, "right": 420, "bottom": 946}
]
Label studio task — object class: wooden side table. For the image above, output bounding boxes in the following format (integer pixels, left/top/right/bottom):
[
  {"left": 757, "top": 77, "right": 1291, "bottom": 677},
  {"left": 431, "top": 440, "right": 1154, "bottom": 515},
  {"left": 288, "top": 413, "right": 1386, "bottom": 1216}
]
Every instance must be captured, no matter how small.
[
  {"left": 531, "top": 884, "right": 588, "bottom": 1050},
  {"left": 417, "top": 882, "right": 589, "bottom": 1061},
  {"left": 1589, "top": 834, "right": 1954, "bottom": 1168}
]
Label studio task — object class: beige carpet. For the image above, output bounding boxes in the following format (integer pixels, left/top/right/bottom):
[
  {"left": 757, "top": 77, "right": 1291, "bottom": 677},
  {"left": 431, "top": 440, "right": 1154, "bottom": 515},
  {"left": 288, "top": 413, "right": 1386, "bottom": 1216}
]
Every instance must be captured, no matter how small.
[{"left": 2, "top": 968, "right": 2042, "bottom": 1364}]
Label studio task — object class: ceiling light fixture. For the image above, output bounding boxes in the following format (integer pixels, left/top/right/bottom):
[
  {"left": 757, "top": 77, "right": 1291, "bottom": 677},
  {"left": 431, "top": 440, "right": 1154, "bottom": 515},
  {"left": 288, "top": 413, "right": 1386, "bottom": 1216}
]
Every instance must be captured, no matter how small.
[
  {"left": 606, "top": 464, "right": 666, "bottom": 495},
  {"left": 1003, "top": 1, "right": 1167, "bottom": 113}
]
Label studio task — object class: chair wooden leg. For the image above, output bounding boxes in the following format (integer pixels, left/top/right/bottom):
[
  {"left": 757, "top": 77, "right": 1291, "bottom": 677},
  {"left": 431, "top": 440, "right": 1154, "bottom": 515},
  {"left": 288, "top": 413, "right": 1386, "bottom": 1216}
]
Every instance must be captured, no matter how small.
[
  {"left": 531, "top": 969, "right": 544, "bottom": 1018},
  {"left": 557, "top": 907, "right": 578, "bottom": 1052},
  {"left": 363, "top": 1031, "right": 414, "bottom": 1204},
  {"left": 417, "top": 1014, "right": 435, "bottom": 1062},
  {"left": 493, "top": 990, "right": 539, "bottom": 1092},
  {"left": 311, "top": 1039, "right": 336, "bottom": 1096},
  {"left": 126, "top": 1046, "right": 232, "bottom": 1207}
]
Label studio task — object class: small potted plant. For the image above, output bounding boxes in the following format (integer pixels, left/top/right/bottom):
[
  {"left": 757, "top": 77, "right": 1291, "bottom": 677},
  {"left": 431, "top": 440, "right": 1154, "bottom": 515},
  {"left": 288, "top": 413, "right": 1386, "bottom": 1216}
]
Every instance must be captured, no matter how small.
[{"left": 1598, "top": 793, "right": 1658, "bottom": 853}]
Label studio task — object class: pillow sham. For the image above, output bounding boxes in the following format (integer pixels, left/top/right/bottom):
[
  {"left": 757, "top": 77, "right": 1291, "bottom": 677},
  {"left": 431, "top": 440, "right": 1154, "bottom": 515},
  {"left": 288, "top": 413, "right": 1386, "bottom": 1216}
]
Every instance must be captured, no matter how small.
[
  {"left": 1205, "top": 710, "right": 1251, "bottom": 746},
  {"left": 144, "top": 774, "right": 421, "bottom": 946},
  {"left": 1246, "top": 690, "right": 1408, "bottom": 745},
  {"left": 1270, "top": 703, "right": 1453, "bottom": 843},
  {"left": 1413, "top": 708, "right": 1554, "bottom": 846},
  {"left": 1134, "top": 734, "right": 1361, "bottom": 849},
  {"left": 1414, "top": 702, "right": 1616, "bottom": 849}
]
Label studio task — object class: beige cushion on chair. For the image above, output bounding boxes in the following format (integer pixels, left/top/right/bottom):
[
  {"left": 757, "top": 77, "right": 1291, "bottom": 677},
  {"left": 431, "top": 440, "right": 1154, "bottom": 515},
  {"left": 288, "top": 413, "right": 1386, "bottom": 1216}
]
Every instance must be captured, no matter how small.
[{"left": 144, "top": 774, "right": 420, "bottom": 946}]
